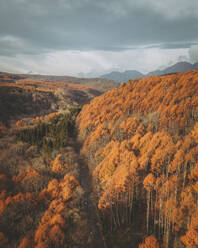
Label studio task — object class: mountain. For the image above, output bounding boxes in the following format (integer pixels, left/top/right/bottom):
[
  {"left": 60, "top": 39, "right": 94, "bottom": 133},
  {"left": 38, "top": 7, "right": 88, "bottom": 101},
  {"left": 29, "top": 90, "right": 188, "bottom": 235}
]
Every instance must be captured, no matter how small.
[
  {"left": 100, "top": 70, "right": 144, "bottom": 82},
  {"left": 100, "top": 61, "right": 198, "bottom": 82},
  {"left": 147, "top": 61, "right": 198, "bottom": 76}
]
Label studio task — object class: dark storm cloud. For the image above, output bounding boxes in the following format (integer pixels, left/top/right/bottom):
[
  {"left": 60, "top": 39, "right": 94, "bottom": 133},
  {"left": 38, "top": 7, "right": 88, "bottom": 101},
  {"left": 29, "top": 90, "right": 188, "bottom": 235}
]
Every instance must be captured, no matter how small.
[
  {"left": 0, "top": 0, "right": 197, "bottom": 75},
  {"left": 0, "top": 0, "right": 198, "bottom": 56},
  {"left": 159, "top": 42, "right": 198, "bottom": 50}
]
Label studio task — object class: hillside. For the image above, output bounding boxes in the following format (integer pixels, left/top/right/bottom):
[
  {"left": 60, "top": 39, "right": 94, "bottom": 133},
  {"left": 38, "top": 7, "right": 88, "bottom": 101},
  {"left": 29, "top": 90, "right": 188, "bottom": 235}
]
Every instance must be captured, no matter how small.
[
  {"left": 20, "top": 74, "right": 119, "bottom": 92},
  {"left": 0, "top": 109, "right": 97, "bottom": 248},
  {"left": 77, "top": 71, "right": 198, "bottom": 247},
  {"left": 0, "top": 86, "right": 58, "bottom": 126},
  {"left": 0, "top": 72, "right": 104, "bottom": 126},
  {"left": 1, "top": 70, "right": 198, "bottom": 248},
  {"left": 0, "top": 73, "right": 108, "bottom": 248},
  {"left": 0, "top": 71, "right": 118, "bottom": 126},
  {"left": 100, "top": 61, "right": 198, "bottom": 82}
]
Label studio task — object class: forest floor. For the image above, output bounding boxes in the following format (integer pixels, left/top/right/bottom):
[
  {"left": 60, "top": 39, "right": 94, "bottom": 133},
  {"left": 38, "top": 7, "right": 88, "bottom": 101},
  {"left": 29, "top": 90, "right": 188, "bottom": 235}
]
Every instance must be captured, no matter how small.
[{"left": 73, "top": 140, "right": 107, "bottom": 248}]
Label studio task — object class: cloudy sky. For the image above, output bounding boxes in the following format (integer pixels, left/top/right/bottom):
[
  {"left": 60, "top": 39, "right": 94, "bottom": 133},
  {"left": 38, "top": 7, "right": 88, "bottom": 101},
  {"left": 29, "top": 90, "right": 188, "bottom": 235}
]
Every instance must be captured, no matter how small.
[{"left": 0, "top": 0, "right": 198, "bottom": 76}]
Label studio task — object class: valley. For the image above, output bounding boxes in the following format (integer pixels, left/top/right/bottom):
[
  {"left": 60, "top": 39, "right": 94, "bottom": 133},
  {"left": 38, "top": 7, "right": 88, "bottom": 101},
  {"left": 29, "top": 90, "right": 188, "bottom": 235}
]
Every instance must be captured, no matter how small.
[{"left": 0, "top": 70, "right": 198, "bottom": 247}]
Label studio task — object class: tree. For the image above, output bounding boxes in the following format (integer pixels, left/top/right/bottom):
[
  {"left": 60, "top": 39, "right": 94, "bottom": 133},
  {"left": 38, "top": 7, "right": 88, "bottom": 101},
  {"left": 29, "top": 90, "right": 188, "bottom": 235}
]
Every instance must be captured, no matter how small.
[
  {"left": 18, "top": 237, "right": 32, "bottom": 248},
  {"left": 139, "top": 235, "right": 159, "bottom": 248}
]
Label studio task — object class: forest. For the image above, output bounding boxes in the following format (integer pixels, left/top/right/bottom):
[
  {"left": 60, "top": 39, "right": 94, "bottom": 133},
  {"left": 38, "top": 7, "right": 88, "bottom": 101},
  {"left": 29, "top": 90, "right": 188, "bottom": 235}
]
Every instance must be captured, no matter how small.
[
  {"left": 77, "top": 70, "right": 198, "bottom": 247},
  {"left": 0, "top": 70, "right": 198, "bottom": 247},
  {"left": 0, "top": 106, "right": 94, "bottom": 248}
]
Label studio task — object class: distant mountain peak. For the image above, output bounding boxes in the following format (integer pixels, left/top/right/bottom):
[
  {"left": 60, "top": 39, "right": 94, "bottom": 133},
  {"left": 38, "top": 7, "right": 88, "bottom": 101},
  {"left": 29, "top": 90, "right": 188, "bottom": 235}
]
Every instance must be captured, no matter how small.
[
  {"left": 100, "top": 61, "right": 198, "bottom": 82},
  {"left": 100, "top": 70, "right": 144, "bottom": 82}
]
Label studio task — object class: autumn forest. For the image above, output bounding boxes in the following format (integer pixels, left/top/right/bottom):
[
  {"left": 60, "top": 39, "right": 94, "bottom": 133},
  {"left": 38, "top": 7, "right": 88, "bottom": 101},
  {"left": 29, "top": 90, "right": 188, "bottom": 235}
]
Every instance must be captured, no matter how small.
[{"left": 0, "top": 70, "right": 198, "bottom": 247}]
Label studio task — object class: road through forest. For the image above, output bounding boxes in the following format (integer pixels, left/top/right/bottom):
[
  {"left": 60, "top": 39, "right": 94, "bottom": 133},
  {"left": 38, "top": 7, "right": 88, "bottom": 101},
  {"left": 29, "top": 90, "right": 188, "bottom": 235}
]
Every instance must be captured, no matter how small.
[{"left": 74, "top": 140, "right": 107, "bottom": 248}]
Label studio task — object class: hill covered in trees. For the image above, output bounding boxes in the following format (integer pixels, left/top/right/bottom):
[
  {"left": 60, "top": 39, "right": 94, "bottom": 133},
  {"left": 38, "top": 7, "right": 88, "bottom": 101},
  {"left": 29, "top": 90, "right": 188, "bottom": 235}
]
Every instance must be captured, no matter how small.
[
  {"left": 1, "top": 70, "right": 198, "bottom": 247},
  {"left": 77, "top": 70, "right": 198, "bottom": 247},
  {"left": 0, "top": 108, "right": 100, "bottom": 248},
  {"left": 0, "top": 75, "right": 106, "bottom": 247},
  {"left": 0, "top": 72, "right": 103, "bottom": 127},
  {"left": 0, "top": 71, "right": 119, "bottom": 92}
]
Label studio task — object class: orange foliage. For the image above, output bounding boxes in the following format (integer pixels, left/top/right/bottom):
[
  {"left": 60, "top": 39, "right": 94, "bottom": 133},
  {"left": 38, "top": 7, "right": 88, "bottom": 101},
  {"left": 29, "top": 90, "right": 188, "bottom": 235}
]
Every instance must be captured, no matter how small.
[
  {"left": 34, "top": 201, "right": 67, "bottom": 247},
  {"left": 50, "top": 154, "right": 69, "bottom": 174},
  {"left": 191, "top": 122, "right": 198, "bottom": 143},
  {"left": 0, "top": 174, "right": 9, "bottom": 190},
  {"left": 139, "top": 235, "right": 159, "bottom": 248},
  {"left": 12, "top": 167, "right": 40, "bottom": 184},
  {"left": 77, "top": 71, "right": 198, "bottom": 247},
  {"left": 77, "top": 71, "right": 198, "bottom": 134},
  {"left": 97, "top": 139, "right": 140, "bottom": 212},
  {"left": 143, "top": 173, "right": 156, "bottom": 190},
  {"left": 189, "top": 163, "right": 198, "bottom": 180},
  {"left": 16, "top": 120, "right": 24, "bottom": 127},
  {"left": 120, "top": 117, "right": 140, "bottom": 138},
  {"left": 18, "top": 237, "right": 32, "bottom": 248},
  {"left": 60, "top": 174, "right": 79, "bottom": 201},
  {"left": 83, "top": 123, "right": 110, "bottom": 148},
  {"left": 49, "top": 224, "right": 65, "bottom": 245},
  {"left": 0, "top": 232, "right": 8, "bottom": 247},
  {"left": 181, "top": 209, "right": 198, "bottom": 248},
  {"left": 0, "top": 199, "right": 5, "bottom": 213},
  {"left": 32, "top": 112, "right": 59, "bottom": 124},
  {"left": 34, "top": 173, "right": 80, "bottom": 248},
  {"left": 0, "top": 125, "right": 7, "bottom": 135},
  {"left": 0, "top": 192, "right": 36, "bottom": 216}
]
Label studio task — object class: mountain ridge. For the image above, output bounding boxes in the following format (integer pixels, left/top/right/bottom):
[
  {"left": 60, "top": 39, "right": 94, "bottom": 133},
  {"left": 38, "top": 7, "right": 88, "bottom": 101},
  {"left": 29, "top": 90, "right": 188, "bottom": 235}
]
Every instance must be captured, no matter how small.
[
  {"left": 0, "top": 71, "right": 119, "bottom": 92},
  {"left": 100, "top": 61, "right": 198, "bottom": 82}
]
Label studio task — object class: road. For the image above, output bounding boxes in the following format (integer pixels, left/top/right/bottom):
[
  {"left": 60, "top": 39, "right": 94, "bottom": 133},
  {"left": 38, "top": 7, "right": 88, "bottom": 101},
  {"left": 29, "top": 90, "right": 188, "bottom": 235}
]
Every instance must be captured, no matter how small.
[{"left": 75, "top": 141, "right": 107, "bottom": 248}]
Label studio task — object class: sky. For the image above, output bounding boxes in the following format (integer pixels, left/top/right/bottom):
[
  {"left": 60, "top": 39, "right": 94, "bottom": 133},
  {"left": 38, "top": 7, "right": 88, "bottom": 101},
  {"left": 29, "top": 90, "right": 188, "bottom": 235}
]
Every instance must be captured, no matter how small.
[{"left": 0, "top": 0, "right": 198, "bottom": 77}]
